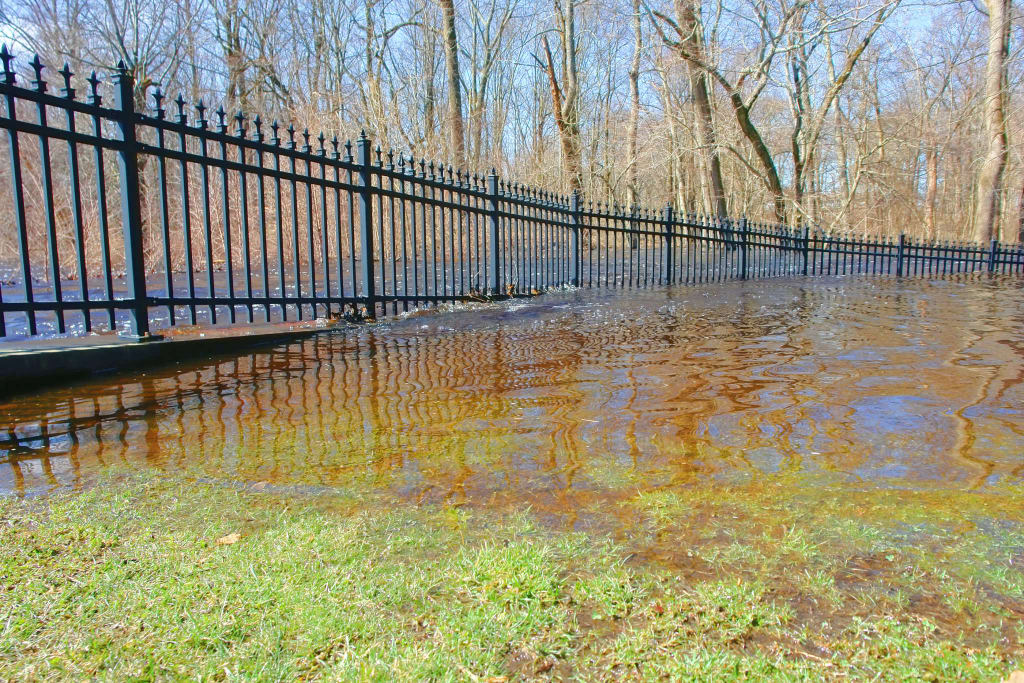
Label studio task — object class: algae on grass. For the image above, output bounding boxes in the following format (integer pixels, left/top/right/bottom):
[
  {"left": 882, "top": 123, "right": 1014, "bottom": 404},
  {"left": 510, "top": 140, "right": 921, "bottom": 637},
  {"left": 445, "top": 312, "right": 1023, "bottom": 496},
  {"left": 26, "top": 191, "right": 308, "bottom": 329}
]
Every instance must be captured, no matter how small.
[{"left": 1, "top": 471, "right": 1022, "bottom": 681}]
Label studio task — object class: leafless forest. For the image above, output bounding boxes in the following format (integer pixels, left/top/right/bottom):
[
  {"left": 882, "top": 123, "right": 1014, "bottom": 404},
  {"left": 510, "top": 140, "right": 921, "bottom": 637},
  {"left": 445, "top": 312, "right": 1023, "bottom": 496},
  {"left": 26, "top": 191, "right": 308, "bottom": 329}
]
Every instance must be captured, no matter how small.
[{"left": 1, "top": 0, "right": 1022, "bottom": 250}]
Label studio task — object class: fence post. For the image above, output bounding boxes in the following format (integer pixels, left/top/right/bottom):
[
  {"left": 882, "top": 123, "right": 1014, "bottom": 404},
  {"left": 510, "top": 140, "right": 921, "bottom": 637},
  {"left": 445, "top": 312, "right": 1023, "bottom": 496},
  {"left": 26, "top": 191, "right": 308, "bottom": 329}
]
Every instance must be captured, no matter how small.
[
  {"left": 801, "top": 226, "right": 810, "bottom": 276},
  {"left": 356, "top": 132, "right": 376, "bottom": 316},
  {"left": 988, "top": 238, "right": 998, "bottom": 273},
  {"left": 569, "top": 190, "right": 581, "bottom": 287},
  {"left": 486, "top": 170, "right": 502, "bottom": 296},
  {"left": 662, "top": 202, "right": 674, "bottom": 284},
  {"left": 896, "top": 233, "right": 906, "bottom": 276},
  {"left": 112, "top": 62, "right": 151, "bottom": 339},
  {"left": 739, "top": 218, "right": 748, "bottom": 279}
]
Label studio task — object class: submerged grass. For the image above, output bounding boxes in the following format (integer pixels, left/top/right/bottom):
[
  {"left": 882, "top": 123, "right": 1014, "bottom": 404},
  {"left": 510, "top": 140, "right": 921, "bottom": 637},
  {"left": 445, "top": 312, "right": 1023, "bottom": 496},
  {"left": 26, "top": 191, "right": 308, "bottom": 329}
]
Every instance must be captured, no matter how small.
[{"left": 1, "top": 471, "right": 1023, "bottom": 681}]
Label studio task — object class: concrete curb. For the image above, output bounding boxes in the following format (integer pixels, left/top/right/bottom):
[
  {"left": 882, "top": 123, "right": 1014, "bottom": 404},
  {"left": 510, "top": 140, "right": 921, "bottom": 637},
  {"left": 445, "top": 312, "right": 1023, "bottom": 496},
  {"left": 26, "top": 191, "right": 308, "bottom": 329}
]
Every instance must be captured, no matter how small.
[{"left": 0, "top": 323, "right": 341, "bottom": 397}]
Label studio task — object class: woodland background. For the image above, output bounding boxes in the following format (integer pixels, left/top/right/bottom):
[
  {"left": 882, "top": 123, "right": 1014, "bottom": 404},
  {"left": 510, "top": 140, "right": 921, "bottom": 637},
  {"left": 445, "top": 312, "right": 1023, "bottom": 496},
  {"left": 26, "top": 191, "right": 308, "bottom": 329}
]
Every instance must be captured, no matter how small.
[{"left": 0, "top": 0, "right": 1022, "bottom": 243}]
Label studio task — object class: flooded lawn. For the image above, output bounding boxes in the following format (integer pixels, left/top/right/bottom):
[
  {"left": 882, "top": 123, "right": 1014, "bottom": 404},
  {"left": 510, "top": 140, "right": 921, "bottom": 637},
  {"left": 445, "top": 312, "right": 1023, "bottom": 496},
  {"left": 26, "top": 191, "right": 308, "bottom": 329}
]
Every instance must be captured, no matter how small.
[
  {"left": 4, "top": 275, "right": 1022, "bottom": 500},
  {"left": 2, "top": 275, "right": 1023, "bottom": 678}
]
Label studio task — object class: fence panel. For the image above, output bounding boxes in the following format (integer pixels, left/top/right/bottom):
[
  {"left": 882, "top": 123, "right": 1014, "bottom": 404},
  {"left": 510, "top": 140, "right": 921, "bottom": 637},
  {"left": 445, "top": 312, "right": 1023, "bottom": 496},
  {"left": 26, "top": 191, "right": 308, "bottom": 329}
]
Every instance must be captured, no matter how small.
[{"left": 1, "top": 52, "right": 1023, "bottom": 342}]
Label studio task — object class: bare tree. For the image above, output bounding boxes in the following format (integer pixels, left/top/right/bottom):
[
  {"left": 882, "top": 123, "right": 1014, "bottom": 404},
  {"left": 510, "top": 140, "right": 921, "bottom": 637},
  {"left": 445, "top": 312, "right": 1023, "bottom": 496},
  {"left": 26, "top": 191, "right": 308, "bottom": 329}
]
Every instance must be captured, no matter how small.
[
  {"left": 438, "top": 0, "right": 466, "bottom": 164},
  {"left": 0, "top": 0, "right": 1021, "bottom": 245},
  {"left": 975, "top": 0, "right": 1012, "bottom": 242},
  {"left": 541, "top": 0, "right": 582, "bottom": 192},
  {"left": 627, "top": 0, "right": 642, "bottom": 206},
  {"left": 650, "top": 0, "right": 727, "bottom": 217}
]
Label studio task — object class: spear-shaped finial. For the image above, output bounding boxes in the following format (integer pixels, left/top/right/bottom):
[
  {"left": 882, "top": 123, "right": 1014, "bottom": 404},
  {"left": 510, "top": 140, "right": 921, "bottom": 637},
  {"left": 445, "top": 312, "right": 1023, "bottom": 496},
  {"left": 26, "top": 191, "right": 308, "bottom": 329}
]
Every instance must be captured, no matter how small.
[
  {"left": 29, "top": 53, "right": 45, "bottom": 92},
  {"left": 0, "top": 45, "right": 14, "bottom": 84},
  {"left": 152, "top": 87, "right": 165, "bottom": 118},
  {"left": 87, "top": 71, "right": 101, "bottom": 104},
  {"left": 58, "top": 63, "right": 74, "bottom": 98}
]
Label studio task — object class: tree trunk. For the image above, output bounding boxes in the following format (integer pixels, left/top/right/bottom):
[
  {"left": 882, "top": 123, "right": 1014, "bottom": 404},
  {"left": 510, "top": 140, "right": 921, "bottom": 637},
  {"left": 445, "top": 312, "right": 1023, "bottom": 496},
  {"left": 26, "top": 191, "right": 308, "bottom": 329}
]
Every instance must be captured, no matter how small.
[
  {"left": 542, "top": 0, "right": 583, "bottom": 194},
  {"left": 973, "top": 0, "right": 1011, "bottom": 243},
  {"left": 1017, "top": 178, "right": 1024, "bottom": 243},
  {"left": 672, "top": 0, "right": 726, "bottom": 219},
  {"left": 626, "top": 0, "right": 641, "bottom": 207},
  {"left": 363, "top": 0, "right": 385, "bottom": 137},
  {"left": 438, "top": 0, "right": 465, "bottom": 165},
  {"left": 421, "top": 4, "right": 437, "bottom": 148},
  {"left": 925, "top": 145, "right": 938, "bottom": 241}
]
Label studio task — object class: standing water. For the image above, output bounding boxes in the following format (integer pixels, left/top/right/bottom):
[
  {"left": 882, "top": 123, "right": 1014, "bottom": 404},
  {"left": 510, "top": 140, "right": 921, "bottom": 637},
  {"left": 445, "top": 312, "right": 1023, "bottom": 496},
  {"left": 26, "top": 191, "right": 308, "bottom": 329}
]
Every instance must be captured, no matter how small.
[{"left": 2, "top": 275, "right": 1022, "bottom": 507}]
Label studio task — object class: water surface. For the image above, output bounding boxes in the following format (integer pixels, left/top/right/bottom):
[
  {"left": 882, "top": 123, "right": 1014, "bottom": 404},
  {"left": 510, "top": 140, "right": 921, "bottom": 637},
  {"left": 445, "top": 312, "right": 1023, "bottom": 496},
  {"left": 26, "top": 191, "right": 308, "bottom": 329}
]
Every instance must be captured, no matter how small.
[{"left": 2, "top": 275, "right": 1023, "bottom": 511}]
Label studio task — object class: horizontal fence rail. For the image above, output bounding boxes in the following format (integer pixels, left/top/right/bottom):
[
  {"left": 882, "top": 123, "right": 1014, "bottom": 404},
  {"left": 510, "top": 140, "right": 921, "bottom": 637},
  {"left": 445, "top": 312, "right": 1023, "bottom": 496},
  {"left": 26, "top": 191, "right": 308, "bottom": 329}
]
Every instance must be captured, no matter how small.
[{"left": 1, "top": 53, "right": 1023, "bottom": 341}]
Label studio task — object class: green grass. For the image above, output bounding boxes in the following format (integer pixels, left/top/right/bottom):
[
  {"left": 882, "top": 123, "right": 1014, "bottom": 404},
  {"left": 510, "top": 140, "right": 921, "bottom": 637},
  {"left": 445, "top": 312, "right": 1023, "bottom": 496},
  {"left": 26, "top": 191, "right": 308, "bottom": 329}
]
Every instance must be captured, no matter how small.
[{"left": 1, "top": 472, "right": 1022, "bottom": 681}]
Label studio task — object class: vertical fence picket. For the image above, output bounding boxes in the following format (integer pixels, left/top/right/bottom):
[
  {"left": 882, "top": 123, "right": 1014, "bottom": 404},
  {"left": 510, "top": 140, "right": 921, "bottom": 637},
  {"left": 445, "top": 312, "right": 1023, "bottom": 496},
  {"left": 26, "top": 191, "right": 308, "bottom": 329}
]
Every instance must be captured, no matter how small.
[
  {"left": 739, "top": 218, "right": 748, "bottom": 280},
  {"left": 357, "top": 134, "right": 376, "bottom": 316},
  {"left": 30, "top": 58, "right": 65, "bottom": 334},
  {"left": 255, "top": 119, "right": 271, "bottom": 322},
  {"left": 60, "top": 65, "right": 90, "bottom": 332},
  {"left": 570, "top": 191, "right": 581, "bottom": 287},
  {"left": 237, "top": 114, "right": 254, "bottom": 323},
  {"left": 896, "top": 234, "right": 905, "bottom": 277},
  {"left": 0, "top": 47, "right": 34, "bottom": 336},
  {"left": 487, "top": 171, "right": 501, "bottom": 296},
  {"left": 112, "top": 63, "right": 150, "bottom": 338},
  {"left": 664, "top": 210, "right": 671, "bottom": 284}
]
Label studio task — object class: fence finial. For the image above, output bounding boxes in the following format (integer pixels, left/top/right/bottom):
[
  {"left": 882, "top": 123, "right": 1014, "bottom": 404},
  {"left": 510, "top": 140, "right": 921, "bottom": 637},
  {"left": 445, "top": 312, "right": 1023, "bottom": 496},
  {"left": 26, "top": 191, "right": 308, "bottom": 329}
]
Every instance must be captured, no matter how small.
[
  {"left": 0, "top": 45, "right": 13, "bottom": 84},
  {"left": 152, "top": 88, "right": 165, "bottom": 118},
  {"left": 29, "top": 54, "right": 45, "bottom": 91},
  {"left": 57, "top": 63, "right": 74, "bottom": 98},
  {"left": 87, "top": 71, "right": 101, "bottom": 103}
]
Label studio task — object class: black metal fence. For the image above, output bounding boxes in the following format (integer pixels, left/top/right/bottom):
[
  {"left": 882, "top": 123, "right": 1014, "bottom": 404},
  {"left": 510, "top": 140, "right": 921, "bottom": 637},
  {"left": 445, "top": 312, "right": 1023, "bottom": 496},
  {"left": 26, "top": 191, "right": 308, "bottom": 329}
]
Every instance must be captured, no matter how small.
[{"left": 1, "top": 53, "right": 1023, "bottom": 341}]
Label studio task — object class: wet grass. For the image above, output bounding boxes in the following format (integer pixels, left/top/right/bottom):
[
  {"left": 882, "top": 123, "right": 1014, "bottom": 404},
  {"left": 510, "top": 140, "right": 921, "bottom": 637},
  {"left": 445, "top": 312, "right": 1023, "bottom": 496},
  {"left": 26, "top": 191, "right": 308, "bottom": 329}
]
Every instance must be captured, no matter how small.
[{"left": 1, "top": 472, "right": 1023, "bottom": 680}]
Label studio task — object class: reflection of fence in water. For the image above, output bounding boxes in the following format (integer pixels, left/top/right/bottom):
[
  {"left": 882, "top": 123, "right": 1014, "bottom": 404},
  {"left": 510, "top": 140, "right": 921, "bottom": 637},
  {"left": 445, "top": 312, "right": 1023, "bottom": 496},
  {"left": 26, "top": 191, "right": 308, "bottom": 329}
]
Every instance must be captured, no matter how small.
[
  {"left": 0, "top": 327, "right": 551, "bottom": 496},
  {"left": 5, "top": 277, "right": 1024, "bottom": 499},
  {"left": 2, "top": 54, "right": 1023, "bottom": 340},
  {"left": 0, "top": 310, "right": 718, "bottom": 497}
]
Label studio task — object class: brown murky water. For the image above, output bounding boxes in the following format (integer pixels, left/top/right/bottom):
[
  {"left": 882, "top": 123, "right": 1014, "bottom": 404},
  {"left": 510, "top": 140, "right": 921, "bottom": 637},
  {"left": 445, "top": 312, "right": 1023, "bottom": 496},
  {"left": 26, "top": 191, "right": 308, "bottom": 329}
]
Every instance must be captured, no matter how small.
[{"left": 2, "top": 275, "right": 1023, "bottom": 507}]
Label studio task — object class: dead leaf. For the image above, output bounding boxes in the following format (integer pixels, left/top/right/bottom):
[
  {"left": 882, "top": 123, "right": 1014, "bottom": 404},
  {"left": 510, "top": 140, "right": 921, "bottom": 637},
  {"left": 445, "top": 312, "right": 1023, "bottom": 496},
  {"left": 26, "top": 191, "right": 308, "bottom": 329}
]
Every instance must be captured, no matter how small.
[
  {"left": 216, "top": 532, "right": 241, "bottom": 546},
  {"left": 1004, "top": 672, "right": 1024, "bottom": 683}
]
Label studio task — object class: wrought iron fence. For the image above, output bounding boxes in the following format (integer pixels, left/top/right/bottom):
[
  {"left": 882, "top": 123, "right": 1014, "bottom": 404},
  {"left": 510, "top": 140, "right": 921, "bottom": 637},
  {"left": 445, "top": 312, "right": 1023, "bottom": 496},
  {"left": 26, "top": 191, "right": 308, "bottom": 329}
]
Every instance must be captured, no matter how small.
[{"left": 1, "top": 52, "right": 1023, "bottom": 341}]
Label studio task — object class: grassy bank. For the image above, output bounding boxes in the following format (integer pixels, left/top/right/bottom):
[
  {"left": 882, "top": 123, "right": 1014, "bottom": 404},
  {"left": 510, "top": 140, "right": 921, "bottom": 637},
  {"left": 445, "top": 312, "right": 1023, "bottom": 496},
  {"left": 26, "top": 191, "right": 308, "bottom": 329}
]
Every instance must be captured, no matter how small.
[{"left": 1, "top": 473, "right": 1022, "bottom": 680}]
